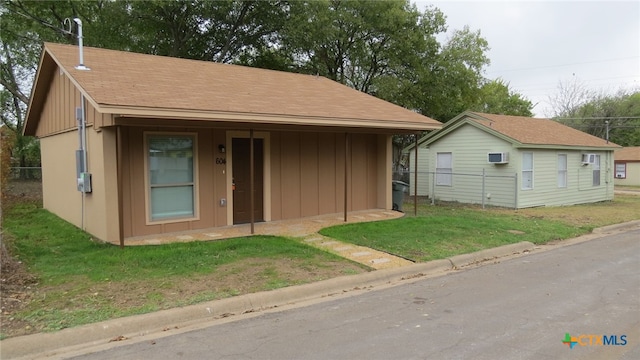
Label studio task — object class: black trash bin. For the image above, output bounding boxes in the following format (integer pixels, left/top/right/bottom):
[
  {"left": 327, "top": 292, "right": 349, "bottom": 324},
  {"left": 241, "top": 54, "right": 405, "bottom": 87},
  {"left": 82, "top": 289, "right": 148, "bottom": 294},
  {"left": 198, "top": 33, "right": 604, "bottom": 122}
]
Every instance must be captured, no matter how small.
[{"left": 392, "top": 180, "right": 410, "bottom": 212}]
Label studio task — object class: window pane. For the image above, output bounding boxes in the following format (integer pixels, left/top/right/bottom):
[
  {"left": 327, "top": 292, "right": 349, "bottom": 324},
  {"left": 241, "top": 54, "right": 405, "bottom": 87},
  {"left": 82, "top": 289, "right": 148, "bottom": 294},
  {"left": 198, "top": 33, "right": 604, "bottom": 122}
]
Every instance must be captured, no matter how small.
[
  {"left": 615, "top": 163, "right": 626, "bottom": 178},
  {"left": 522, "top": 152, "right": 533, "bottom": 170},
  {"left": 522, "top": 171, "right": 533, "bottom": 189},
  {"left": 522, "top": 152, "right": 533, "bottom": 189},
  {"left": 149, "top": 137, "right": 194, "bottom": 185},
  {"left": 593, "top": 155, "right": 601, "bottom": 186},
  {"left": 558, "top": 154, "right": 567, "bottom": 188},
  {"left": 151, "top": 186, "right": 194, "bottom": 220},
  {"left": 436, "top": 152, "right": 452, "bottom": 186}
]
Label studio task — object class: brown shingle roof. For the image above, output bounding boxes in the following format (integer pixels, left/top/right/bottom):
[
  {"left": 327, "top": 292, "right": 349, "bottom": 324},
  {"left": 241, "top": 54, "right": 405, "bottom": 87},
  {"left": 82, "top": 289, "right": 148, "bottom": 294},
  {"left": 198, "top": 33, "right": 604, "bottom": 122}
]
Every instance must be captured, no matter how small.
[
  {"left": 615, "top": 146, "right": 640, "bottom": 161},
  {"left": 467, "top": 112, "right": 618, "bottom": 148},
  {"left": 26, "top": 42, "right": 440, "bottom": 133}
]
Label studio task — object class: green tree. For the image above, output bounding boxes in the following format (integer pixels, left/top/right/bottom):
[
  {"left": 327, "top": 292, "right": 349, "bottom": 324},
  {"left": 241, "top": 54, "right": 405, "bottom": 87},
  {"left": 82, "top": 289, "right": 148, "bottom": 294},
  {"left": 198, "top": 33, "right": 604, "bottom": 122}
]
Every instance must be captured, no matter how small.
[
  {"left": 550, "top": 80, "right": 640, "bottom": 146},
  {"left": 471, "top": 78, "right": 533, "bottom": 116},
  {"left": 88, "top": 0, "right": 288, "bottom": 62},
  {"left": 575, "top": 91, "right": 640, "bottom": 146},
  {"left": 0, "top": 0, "right": 92, "bottom": 171},
  {"left": 282, "top": 0, "right": 440, "bottom": 94},
  {"left": 416, "top": 26, "right": 490, "bottom": 121}
]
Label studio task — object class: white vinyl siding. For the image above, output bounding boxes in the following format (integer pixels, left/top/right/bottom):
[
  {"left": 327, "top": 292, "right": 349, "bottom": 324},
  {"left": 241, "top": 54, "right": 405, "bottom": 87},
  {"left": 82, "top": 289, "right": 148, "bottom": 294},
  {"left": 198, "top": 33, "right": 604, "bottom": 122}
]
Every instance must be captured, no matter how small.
[
  {"left": 522, "top": 152, "right": 533, "bottom": 190},
  {"left": 436, "top": 152, "right": 452, "bottom": 186},
  {"left": 418, "top": 122, "right": 615, "bottom": 209},
  {"left": 425, "top": 125, "right": 516, "bottom": 208},
  {"left": 409, "top": 147, "right": 430, "bottom": 196},
  {"left": 557, "top": 154, "right": 567, "bottom": 188}
]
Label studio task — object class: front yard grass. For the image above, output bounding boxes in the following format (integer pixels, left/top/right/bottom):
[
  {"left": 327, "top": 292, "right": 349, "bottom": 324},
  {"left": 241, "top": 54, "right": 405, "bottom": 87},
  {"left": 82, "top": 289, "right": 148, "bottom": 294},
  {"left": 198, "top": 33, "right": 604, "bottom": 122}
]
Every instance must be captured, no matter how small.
[
  {"left": 1, "top": 203, "right": 368, "bottom": 338},
  {"left": 2, "top": 194, "right": 638, "bottom": 339},
  {"left": 320, "top": 194, "right": 640, "bottom": 262}
]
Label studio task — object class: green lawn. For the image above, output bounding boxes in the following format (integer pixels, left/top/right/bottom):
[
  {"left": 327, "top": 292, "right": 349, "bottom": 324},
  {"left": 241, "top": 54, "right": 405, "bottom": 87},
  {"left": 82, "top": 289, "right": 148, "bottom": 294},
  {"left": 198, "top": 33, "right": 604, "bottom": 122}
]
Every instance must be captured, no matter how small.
[
  {"left": 3, "top": 194, "right": 638, "bottom": 338},
  {"left": 2, "top": 203, "right": 367, "bottom": 335},
  {"left": 320, "top": 204, "right": 590, "bottom": 262}
]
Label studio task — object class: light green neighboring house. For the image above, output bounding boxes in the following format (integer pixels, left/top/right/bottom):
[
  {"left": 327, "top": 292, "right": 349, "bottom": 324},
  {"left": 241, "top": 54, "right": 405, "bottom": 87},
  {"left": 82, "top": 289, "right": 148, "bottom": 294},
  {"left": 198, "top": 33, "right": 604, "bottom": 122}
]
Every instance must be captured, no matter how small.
[{"left": 407, "top": 111, "right": 621, "bottom": 208}]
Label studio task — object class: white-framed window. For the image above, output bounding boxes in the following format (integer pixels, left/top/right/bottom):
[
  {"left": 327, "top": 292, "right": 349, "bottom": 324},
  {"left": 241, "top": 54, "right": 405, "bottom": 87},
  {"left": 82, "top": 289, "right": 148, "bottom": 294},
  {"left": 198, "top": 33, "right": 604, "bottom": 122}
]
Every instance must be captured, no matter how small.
[
  {"left": 145, "top": 133, "right": 197, "bottom": 222},
  {"left": 557, "top": 154, "right": 567, "bottom": 188},
  {"left": 522, "top": 152, "right": 533, "bottom": 190},
  {"left": 436, "top": 152, "right": 452, "bottom": 186},
  {"left": 615, "top": 162, "right": 626, "bottom": 179},
  {"left": 592, "top": 154, "right": 601, "bottom": 186}
]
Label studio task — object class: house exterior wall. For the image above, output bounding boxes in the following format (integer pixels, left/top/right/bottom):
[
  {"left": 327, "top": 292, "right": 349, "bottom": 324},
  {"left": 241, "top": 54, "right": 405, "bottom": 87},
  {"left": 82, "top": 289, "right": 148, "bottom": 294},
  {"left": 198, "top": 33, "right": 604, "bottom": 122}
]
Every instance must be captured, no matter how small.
[
  {"left": 516, "top": 149, "right": 614, "bottom": 207},
  {"left": 38, "top": 127, "right": 116, "bottom": 242},
  {"left": 120, "top": 127, "right": 389, "bottom": 240},
  {"left": 426, "top": 125, "right": 517, "bottom": 208},
  {"left": 418, "top": 124, "right": 615, "bottom": 209},
  {"left": 40, "top": 131, "right": 83, "bottom": 227},
  {"left": 614, "top": 161, "right": 640, "bottom": 186}
]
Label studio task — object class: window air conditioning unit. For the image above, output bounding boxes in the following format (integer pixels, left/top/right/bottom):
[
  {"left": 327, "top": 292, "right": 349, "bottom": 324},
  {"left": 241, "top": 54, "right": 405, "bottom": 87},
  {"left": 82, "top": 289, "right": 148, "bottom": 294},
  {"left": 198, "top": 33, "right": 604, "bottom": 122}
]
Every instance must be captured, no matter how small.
[
  {"left": 488, "top": 152, "right": 509, "bottom": 164},
  {"left": 581, "top": 153, "right": 596, "bottom": 165}
]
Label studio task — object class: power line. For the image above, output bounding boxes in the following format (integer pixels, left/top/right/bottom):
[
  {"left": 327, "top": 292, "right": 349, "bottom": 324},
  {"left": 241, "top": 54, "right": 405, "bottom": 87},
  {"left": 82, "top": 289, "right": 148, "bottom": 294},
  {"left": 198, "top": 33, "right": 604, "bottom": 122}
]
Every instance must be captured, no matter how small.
[
  {"left": 487, "top": 56, "right": 640, "bottom": 74},
  {"left": 554, "top": 116, "right": 640, "bottom": 121}
]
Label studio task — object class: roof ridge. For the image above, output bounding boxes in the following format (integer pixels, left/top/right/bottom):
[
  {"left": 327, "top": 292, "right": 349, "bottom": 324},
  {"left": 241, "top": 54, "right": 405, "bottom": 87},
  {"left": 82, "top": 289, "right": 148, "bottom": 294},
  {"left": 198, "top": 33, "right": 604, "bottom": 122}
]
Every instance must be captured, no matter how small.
[{"left": 44, "top": 42, "right": 327, "bottom": 81}]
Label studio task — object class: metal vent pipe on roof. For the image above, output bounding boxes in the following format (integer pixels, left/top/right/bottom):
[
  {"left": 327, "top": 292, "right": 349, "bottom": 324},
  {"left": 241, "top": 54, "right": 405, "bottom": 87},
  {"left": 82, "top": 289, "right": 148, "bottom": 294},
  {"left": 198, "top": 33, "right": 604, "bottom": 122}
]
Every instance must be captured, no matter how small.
[{"left": 73, "top": 18, "right": 90, "bottom": 71}]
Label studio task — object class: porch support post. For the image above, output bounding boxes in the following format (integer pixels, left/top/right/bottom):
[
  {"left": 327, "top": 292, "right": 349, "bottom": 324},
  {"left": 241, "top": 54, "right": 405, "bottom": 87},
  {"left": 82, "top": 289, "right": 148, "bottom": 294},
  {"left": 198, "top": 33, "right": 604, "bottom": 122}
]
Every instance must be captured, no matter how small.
[
  {"left": 116, "top": 126, "right": 124, "bottom": 248},
  {"left": 344, "top": 132, "right": 349, "bottom": 222},
  {"left": 414, "top": 133, "right": 419, "bottom": 216},
  {"left": 250, "top": 129, "right": 255, "bottom": 234}
]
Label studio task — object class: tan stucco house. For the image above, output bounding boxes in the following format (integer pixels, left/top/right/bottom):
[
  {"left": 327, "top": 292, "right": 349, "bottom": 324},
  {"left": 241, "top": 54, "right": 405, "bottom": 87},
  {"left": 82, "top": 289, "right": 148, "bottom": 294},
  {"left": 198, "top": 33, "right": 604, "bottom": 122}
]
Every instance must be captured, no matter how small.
[
  {"left": 23, "top": 43, "right": 441, "bottom": 245},
  {"left": 406, "top": 111, "right": 620, "bottom": 208},
  {"left": 614, "top": 146, "right": 640, "bottom": 186}
]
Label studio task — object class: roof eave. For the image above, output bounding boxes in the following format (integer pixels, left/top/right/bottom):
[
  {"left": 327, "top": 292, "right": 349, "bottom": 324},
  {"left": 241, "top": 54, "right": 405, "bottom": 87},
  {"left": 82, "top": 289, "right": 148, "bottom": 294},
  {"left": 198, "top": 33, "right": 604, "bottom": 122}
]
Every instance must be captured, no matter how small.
[
  {"left": 23, "top": 45, "right": 52, "bottom": 136},
  {"left": 515, "top": 143, "right": 621, "bottom": 151},
  {"left": 104, "top": 105, "right": 442, "bottom": 132}
]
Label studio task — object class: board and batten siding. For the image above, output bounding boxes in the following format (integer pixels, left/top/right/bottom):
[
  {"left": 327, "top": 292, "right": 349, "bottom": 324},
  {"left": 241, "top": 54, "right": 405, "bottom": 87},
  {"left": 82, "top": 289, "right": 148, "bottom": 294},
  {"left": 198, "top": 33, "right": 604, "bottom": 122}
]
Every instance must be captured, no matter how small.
[
  {"left": 517, "top": 149, "right": 614, "bottom": 208},
  {"left": 35, "top": 65, "right": 113, "bottom": 138},
  {"left": 427, "top": 125, "right": 517, "bottom": 208},
  {"left": 270, "top": 132, "right": 384, "bottom": 221}
]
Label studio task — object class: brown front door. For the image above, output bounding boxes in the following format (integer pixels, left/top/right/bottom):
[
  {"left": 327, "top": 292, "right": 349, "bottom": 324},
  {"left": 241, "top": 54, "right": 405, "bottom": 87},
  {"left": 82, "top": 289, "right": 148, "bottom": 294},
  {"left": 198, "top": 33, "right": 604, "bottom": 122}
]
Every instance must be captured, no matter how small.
[{"left": 232, "top": 138, "right": 264, "bottom": 224}]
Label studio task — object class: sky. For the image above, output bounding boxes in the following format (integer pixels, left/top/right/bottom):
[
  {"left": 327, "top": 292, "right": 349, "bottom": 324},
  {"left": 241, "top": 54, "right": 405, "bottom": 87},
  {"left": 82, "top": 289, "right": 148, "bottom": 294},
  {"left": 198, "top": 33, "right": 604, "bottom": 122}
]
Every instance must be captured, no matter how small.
[{"left": 414, "top": 0, "right": 640, "bottom": 117}]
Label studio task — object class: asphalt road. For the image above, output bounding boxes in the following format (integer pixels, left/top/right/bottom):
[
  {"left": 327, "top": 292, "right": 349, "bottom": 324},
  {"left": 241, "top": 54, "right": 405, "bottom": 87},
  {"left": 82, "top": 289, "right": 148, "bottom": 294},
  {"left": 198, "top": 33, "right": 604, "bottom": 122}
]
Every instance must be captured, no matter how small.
[{"left": 71, "top": 229, "right": 640, "bottom": 360}]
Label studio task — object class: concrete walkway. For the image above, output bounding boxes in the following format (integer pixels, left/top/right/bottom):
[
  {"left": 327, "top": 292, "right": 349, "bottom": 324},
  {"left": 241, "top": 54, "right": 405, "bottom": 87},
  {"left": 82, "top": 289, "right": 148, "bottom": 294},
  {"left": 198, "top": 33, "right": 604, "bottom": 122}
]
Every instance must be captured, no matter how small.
[{"left": 302, "top": 234, "right": 414, "bottom": 270}]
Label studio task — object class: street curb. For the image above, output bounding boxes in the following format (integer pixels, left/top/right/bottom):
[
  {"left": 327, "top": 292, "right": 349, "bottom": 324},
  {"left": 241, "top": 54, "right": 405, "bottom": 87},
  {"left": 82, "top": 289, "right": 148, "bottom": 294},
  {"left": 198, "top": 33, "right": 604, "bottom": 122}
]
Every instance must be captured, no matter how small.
[
  {"left": 591, "top": 219, "right": 640, "bottom": 234},
  {"left": 0, "top": 240, "right": 573, "bottom": 359},
  {"left": 448, "top": 241, "right": 535, "bottom": 269}
]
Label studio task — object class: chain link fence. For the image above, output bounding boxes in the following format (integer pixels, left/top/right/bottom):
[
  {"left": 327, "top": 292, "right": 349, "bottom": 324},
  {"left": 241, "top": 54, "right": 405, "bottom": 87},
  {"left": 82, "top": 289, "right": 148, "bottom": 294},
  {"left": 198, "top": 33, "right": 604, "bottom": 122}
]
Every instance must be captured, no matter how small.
[
  {"left": 9, "top": 167, "right": 42, "bottom": 180},
  {"left": 394, "top": 169, "right": 518, "bottom": 209}
]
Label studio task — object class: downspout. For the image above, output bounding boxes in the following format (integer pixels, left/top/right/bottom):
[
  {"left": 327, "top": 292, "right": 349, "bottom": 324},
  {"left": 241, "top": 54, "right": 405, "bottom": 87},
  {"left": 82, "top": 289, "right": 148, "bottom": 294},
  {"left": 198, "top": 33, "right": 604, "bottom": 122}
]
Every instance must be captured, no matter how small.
[
  {"left": 250, "top": 129, "right": 255, "bottom": 234},
  {"left": 413, "top": 133, "right": 418, "bottom": 216},
  {"left": 72, "top": 18, "right": 91, "bottom": 230},
  {"left": 344, "top": 133, "right": 350, "bottom": 222},
  {"left": 117, "top": 126, "right": 125, "bottom": 248}
]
